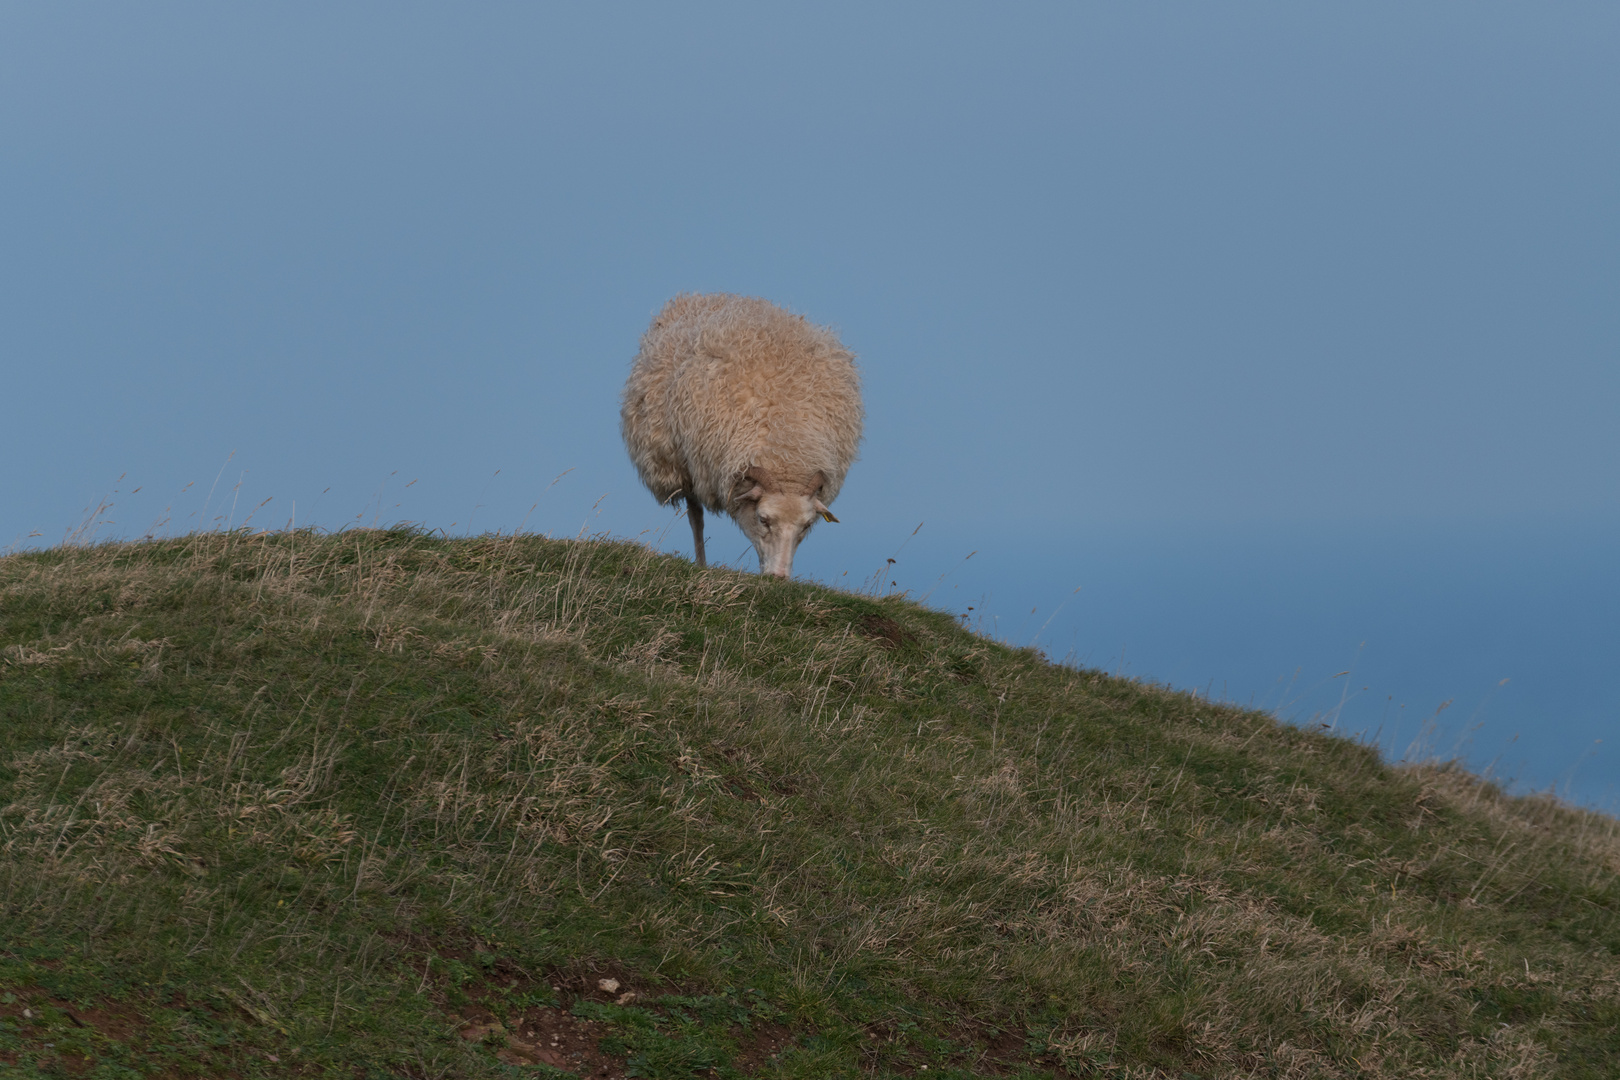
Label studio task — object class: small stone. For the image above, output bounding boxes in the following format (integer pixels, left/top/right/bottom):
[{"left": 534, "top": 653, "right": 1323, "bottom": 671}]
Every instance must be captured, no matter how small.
[
  {"left": 616, "top": 991, "right": 638, "bottom": 1005},
  {"left": 597, "top": 978, "right": 620, "bottom": 993}
]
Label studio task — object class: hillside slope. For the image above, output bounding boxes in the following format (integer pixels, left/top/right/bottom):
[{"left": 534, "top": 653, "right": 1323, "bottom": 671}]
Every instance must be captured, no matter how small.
[{"left": 1, "top": 530, "right": 1617, "bottom": 1079}]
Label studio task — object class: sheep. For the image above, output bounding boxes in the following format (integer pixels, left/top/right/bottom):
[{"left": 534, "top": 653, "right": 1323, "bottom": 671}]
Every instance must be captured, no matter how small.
[{"left": 620, "top": 293, "right": 864, "bottom": 578}]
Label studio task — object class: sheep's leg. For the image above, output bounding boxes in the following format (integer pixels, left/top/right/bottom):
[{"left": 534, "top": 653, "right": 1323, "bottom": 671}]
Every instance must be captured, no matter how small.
[{"left": 686, "top": 494, "right": 707, "bottom": 568}]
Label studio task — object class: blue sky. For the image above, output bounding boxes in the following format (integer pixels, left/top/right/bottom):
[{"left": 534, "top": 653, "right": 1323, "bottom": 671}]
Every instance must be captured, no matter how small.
[{"left": 4, "top": 4, "right": 1617, "bottom": 804}]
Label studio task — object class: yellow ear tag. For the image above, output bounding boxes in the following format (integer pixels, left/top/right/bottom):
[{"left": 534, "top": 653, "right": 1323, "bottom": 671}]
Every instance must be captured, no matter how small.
[{"left": 819, "top": 510, "right": 839, "bottom": 523}]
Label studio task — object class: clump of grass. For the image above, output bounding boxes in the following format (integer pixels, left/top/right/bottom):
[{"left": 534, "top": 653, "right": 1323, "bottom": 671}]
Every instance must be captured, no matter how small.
[{"left": 1, "top": 528, "right": 1617, "bottom": 1078}]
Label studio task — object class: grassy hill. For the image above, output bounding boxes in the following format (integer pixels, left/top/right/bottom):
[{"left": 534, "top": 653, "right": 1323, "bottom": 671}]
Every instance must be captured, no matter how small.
[{"left": 1, "top": 529, "right": 1617, "bottom": 1079}]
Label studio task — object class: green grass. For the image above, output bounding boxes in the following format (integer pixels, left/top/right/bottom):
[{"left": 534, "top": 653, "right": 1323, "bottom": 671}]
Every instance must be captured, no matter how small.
[{"left": 1, "top": 528, "right": 1616, "bottom": 1079}]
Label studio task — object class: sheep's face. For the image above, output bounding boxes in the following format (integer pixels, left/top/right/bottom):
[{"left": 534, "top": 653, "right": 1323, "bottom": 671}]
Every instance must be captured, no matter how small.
[
  {"left": 732, "top": 467, "right": 838, "bottom": 579},
  {"left": 739, "top": 491, "right": 824, "bottom": 579}
]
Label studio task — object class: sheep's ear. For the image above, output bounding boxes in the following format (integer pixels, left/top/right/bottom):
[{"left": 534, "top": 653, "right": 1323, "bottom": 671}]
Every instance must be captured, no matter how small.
[
  {"left": 737, "top": 465, "right": 773, "bottom": 503},
  {"left": 809, "top": 474, "right": 837, "bottom": 521}
]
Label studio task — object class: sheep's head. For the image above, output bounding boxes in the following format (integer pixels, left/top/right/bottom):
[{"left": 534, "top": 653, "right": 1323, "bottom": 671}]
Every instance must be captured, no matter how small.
[{"left": 732, "top": 466, "right": 838, "bottom": 579}]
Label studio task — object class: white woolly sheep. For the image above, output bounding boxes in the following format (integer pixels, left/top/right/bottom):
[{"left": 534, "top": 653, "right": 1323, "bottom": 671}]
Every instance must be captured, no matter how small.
[{"left": 620, "top": 293, "right": 864, "bottom": 578}]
